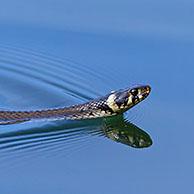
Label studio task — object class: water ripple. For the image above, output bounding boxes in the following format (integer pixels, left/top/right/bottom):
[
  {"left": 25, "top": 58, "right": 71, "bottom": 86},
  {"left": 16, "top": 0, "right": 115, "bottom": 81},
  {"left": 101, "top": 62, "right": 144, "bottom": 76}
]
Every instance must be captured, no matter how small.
[
  {"left": 0, "top": 44, "right": 152, "bottom": 162},
  {"left": 0, "top": 45, "right": 103, "bottom": 101}
]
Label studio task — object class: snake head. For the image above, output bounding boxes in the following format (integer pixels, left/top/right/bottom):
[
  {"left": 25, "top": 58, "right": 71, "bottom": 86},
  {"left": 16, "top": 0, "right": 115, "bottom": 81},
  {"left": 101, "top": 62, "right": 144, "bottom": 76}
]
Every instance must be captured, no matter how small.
[
  {"left": 106, "top": 85, "right": 151, "bottom": 113},
  {"left": 128, "top": 85, "right": 151, "bottom": 106}
]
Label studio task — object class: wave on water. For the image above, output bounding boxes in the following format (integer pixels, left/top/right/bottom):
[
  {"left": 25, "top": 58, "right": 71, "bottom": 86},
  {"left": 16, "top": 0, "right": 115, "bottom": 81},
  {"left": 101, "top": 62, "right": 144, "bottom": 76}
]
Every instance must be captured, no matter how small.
[{"left": 0, "top": 44, "right": 152, "bottom": 162}]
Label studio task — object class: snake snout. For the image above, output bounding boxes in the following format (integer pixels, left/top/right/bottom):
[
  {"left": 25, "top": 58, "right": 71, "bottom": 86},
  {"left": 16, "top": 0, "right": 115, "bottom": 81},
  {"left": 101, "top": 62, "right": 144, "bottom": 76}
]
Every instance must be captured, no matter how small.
[{"left": 141, "top": 85, "right": 151, "bottom": 98}]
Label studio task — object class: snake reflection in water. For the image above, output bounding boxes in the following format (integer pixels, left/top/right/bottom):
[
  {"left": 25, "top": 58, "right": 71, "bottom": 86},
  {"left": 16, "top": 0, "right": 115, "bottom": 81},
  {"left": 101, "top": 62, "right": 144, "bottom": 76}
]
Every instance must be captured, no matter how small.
[{"left": 0, "top": 85, "right": 152, "bottom": 149}]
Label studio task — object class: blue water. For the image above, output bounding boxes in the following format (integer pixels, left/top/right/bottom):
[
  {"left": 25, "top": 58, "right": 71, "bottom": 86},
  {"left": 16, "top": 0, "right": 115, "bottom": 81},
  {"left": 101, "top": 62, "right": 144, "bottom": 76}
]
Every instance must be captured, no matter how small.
[{"left": 0, "top": 0, "right": 194, "bottom": 193}]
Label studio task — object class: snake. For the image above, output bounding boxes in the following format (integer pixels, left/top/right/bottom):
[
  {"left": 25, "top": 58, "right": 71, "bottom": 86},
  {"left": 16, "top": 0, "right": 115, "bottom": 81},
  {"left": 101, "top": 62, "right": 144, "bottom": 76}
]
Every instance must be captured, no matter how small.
[{"left": 0, "top": 85, "right": 151, "bottom": 125}]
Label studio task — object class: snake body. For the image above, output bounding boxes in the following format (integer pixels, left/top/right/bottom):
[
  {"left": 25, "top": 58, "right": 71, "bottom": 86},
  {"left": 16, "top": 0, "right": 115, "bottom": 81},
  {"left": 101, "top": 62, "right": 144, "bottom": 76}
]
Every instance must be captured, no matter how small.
[{"left": 0, "top": 85, "right": 151, "bottom": 125}]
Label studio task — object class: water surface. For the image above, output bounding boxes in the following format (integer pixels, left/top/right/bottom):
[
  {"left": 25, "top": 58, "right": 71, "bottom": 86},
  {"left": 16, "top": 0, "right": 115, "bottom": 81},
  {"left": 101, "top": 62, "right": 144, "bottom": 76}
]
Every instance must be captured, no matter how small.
[{"left": 0, "top": 2, "right": 194, "bottom": 193}]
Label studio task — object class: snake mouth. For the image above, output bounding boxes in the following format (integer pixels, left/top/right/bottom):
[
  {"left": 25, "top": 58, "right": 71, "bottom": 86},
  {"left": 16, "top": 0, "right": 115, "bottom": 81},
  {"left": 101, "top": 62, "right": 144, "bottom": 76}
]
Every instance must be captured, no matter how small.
[{"left": 141, "top": 85, "right": 151, "bottom": 99}]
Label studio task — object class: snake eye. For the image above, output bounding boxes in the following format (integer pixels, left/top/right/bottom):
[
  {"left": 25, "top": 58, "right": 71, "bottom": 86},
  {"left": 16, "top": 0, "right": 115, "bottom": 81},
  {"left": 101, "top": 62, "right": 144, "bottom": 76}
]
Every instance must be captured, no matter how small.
[{"left": 131, "top": 89, "right": 138, "bottom": 96}]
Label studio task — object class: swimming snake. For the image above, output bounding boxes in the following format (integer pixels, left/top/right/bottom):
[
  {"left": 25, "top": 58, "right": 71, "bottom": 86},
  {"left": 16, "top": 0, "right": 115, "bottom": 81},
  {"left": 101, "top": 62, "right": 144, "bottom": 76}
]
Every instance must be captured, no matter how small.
[{"left": 0, "top": 85, "right": 151, "bottom": 125}]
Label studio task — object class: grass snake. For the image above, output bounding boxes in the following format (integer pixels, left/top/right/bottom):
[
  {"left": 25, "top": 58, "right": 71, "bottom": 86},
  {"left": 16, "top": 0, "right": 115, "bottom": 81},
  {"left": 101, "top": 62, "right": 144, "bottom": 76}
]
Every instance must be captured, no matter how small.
[{"left": 0, "top": 85, "right": 151, "bottom": 125}]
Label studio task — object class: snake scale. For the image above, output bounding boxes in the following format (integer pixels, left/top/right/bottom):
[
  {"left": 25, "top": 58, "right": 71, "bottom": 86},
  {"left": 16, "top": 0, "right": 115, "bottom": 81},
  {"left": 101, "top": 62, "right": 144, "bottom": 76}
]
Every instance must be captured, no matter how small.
[{"left": 0, "top": 85, "right": 151, "bottom": 125}]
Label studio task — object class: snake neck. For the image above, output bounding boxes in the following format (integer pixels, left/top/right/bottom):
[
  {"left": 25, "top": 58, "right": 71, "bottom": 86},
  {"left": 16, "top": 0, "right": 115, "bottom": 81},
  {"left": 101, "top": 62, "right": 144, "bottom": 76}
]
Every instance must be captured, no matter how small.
[{"left": 0, "top": 97, "right": 117, "bottom": 124}]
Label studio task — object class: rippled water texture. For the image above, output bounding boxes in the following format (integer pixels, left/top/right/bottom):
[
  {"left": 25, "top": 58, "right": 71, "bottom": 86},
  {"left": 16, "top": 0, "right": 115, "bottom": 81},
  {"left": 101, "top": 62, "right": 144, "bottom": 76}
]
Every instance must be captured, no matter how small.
[
  {"left": 0, "top": 21, "right": 193, "bottom": 194},
  {"left": 0, "top": 44, "right": 99, "bottom": 157},
  {"left": 0, "top": 41, "right": 152, "bottom": 161}
]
